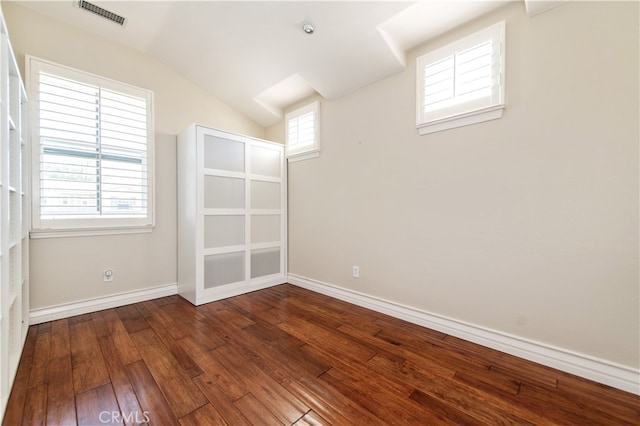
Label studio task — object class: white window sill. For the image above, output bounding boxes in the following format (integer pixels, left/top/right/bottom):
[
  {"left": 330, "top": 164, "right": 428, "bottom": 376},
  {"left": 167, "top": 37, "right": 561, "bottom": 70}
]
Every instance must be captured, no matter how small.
[
  {"left": 287, "top": 150, "right": 320, "bottom": 162},
  {"left": 30, "top": 226, "right": 154, "bottom": 239},
  {"left": 417, "top": 105, "right": 504, "bottom": 135}
]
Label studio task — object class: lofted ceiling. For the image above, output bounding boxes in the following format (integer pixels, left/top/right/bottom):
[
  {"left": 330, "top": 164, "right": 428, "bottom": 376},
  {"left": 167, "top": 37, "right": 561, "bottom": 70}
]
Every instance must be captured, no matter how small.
[{"left": 14, "top": 0, "right": 517, "bottom": 127}]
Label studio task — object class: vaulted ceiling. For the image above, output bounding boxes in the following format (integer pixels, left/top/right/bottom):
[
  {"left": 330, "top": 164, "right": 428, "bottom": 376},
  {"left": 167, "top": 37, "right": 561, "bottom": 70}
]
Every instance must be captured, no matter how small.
[{"left": 15, "top": 1, "right": 521, "bottom": 127}]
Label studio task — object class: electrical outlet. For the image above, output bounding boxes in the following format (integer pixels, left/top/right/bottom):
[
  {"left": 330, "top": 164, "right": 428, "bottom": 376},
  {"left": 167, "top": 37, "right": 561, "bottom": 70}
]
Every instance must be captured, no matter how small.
[
  {"left": 104, "top": 269, "right": 114, "bottom": 282},
  {"left": 352, "top": 265, "right": 360, "bottom": 278}
]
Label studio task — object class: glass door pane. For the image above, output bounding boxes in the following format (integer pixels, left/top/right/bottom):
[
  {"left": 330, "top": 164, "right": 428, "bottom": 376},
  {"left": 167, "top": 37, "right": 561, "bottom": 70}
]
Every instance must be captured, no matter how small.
[
  {"left": 204, "top": 251, "right": 245, "bottom": 288},
  {"left": 251, "top": 215, "right": 280, "bottom": 244},
  {"left": 204, "top": 176, "right": 244, "bottom": 208},
  {"left": 251, "top": 248, "right": 280, "bottom": 278},
  {"left": 204, "top": 215, "right": 244, "bottom": 248},
  {"left": 251, "top": 181, "right": 280, "bottom": 210},
  {"left": 250, "top": 145, "right": 281, "bottom": 177},
  {"left": 203, "top": 134, "right": 244, "bottom": 172}
]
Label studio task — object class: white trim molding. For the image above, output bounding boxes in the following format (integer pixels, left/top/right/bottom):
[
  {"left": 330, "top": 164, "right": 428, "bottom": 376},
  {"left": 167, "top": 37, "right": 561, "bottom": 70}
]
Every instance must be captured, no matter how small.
[
  {"left": 287, "top": 274, "right": 640, "bottom": 396},
  {"left": 29, "top": 283, "right": 178, "bottom": 325}
]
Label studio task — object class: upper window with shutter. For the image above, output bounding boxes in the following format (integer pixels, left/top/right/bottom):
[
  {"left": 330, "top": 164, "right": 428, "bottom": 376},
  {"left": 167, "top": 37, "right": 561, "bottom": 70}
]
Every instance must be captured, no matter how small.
[
  {"left": 27, "top": 56, "right": 154, "bottom": 236},
  {"left": 285, "top": 101, "right": 320, "bottom": 161},
  {"left": 416, "top": 21, "right": 505, "bottom": 135}
]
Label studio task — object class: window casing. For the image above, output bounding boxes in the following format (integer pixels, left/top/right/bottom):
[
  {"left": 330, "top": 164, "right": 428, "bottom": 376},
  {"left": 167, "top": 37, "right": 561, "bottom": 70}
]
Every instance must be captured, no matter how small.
[
  {"left": 27, "top": 56, "right": 155, "bottom": 236},
  {"left": 285, "top": 101, "right": 320, "bottom": 161},
  {"left": 416, "top": 21, "right": 505, "bottom": 135}
]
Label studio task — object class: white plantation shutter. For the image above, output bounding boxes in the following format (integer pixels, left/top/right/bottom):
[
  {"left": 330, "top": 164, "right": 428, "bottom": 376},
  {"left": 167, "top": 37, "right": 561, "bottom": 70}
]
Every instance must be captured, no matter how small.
[
  {"left": 285, "top": 101, "right": 320, "bottom": 160},
  {"left": 417, "top": 21, "right": 505, "bottom": 135},
  {"left": 287, "top": 109, "right": 315, "bottom": 149},
  {"left": 28, "top": 57, "right": 154, "bottom": 233}
]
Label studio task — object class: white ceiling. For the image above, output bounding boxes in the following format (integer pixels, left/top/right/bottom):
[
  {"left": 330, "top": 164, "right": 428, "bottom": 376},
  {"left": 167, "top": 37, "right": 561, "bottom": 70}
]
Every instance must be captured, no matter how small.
[{"left": 15, "top": 0, "right": 514, "bottom": 127}]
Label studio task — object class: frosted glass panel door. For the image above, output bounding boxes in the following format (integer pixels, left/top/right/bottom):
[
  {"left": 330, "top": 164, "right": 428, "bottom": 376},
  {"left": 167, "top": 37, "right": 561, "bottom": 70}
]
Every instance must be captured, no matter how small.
[
  {"left": 251, "top": 146, "right": 281, "bottom": 177},
  {"left": 204, "top": 216, "right": 244, "bottom": 248},
  {"left": 204, "top": 176, "right": 244, "bottom": 208},
  {"left": 204, "top": 252, "right": 245, "bottom": 288},
  {"left": 178, "top": 124, "right": 285, "bottom": 306},
  {"left": 251, "top": 215, "right": 280, "bottom": 243},
  {"left": 204, "top": 134, "right": 244, "bottom": 172},
  {"left": 251, "top": 181, "right": 280, "bottom": 210},
  {"left": 251, "top": 248, "right": 281, "bottom": 278}
]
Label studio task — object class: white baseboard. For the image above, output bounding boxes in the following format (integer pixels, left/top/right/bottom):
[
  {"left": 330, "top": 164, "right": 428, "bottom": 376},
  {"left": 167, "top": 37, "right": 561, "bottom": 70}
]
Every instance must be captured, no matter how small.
[
  {"left": 29, "top": 283, "right": 178, "bottom": 325},
  {"left": 287, "top": 273, "right": 640, "bottom": 396}
]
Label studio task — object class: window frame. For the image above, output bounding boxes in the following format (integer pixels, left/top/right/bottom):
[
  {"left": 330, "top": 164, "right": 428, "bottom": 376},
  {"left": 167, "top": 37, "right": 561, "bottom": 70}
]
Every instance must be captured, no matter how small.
[
  {"left": 416, "top": 20, "right": 506, "bottom": 135},
  {"left": 285, "top": 101, "right": 320, "bottom": 162},
  {"left": 26, "top": 56, "right": 155, "bottom": 237}
]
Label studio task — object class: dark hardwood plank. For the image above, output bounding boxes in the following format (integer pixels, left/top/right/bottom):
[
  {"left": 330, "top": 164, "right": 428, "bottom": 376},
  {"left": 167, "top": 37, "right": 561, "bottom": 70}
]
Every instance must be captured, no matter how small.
[
  {"left": 517, "top": 382, "right": 637, "bottom": 425},
  {"left": 46, "top": 319, "right": 76, "bottom": 425},
  {"left": 320, "top": 368, "right": 435, "bottom": 425},
  {"left": 338, "top": 323, "right": 458, "bottom": 379},
  {"left": 233, "top": 393, "right": 284, "bottom": 426},
  {"left": 292, "top": 410, "right": 328, "bottom": 426},
  {"left": 408, "top": 387, "right": 483, "bottom": 426},
  {"left": 366, "top": 342, "right": 553, "bottom": 425},
  {"left": 4, "top": 284, "right": 639, "bottom": 426},
  {"left": 70, "top": 321, "right": 110, "bottom": 394},
  {"left": 129, "top": 328, "right": 208, "bottom": 418},
  {"left": 178, "top": 403, "right": 228, "bottom": 426},
  {"left": 76, "top": 383, "right": 122, "bottom": 425},
  {"left": 443, "top": 335, "right": 560, "bottom": 388},
  {"left": 212, "top": 343, "right": 310, "bottom": 424},
  {"left": 180, "top": 336, "right": 248, "bottom": 401},
  {"left": 278, "top": 317, "right": 377, "bottom": 364},
  {"left": 28, "top": 330, "right": 51, "bottom": 388},
  {"left": 21, "top": 383, "right": 47, "bottom": 425},
  {"left": 134, "top": 303, "right": 203, "bottom": 378},
  {"left": 67, "top": 313, "right": 93, "bottom": 325},
  {"left": 91, "top": 311, "right": 145, "bottom": 426},
  {"left": 193, "top": 373, "right": 252, "bottom": 426},
  {"left": 115, "top": 304, "right": 150, "bottom": 334},
  {"left": 281, "top": 376, "right": 383, "bottom": 426},
  {"left": 93, "top": 309, "right": 142, "bottom": 366},
  {"left": 556, "top": 372, "right": 640, "bottom": 418},
  {"left": 125, "top": 360, "right": 176, "bottom": 425}
]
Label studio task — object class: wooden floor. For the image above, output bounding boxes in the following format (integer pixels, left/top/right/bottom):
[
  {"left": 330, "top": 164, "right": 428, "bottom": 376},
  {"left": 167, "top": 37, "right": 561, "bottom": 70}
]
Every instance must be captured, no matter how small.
[{"left": 3, "top": 284, "right": 639, "bottom": 425}]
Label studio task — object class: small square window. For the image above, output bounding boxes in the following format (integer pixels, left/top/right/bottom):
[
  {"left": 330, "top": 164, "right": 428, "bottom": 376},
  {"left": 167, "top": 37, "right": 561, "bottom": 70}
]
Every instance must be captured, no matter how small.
[
  {"left": 416, "top": 21, "right": 506, "bottom": 135},
  {"left": 285, "top": 101, "right": 320, "bottom": 161}
]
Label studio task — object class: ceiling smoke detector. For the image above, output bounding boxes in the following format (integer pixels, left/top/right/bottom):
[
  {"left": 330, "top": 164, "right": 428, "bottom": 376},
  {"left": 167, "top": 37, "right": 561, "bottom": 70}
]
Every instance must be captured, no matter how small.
[
  {"left": 77, "top": 0, "right": 126, "bottom": 26},
  {"left": 302, "top": 22, "right": 315, "bottom": 35}
]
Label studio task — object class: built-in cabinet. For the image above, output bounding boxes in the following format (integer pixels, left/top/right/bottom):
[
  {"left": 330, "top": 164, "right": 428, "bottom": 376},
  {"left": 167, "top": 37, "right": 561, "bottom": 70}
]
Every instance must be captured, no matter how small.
[
  {"left": 177, "top": 125, "right": 286, "bottom": 305},
  {"left": 0, "top": 10, "right": 29, "bottom": 420}
]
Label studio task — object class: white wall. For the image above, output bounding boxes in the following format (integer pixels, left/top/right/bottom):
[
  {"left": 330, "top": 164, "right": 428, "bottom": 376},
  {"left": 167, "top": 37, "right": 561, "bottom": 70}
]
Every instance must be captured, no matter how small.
[
  {"left": 267, "top": 1, "right": 639, "bottom": 370},
  {"left": 4, "top": 2, "right": 263, "bottom": 310}
]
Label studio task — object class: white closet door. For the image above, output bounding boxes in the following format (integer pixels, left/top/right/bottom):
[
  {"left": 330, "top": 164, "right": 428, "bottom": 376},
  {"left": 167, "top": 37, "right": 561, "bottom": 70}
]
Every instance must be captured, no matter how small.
[
  {"left": 250, "top": 145, "right": 281, "bottom": 177},
  {"left": 250, "top": 180, "right": 280, "bottom": 210},
  {"left": 204, "top": 252, "right": 245, "bottom": 288},
  {"left": 204, "top": 176, "right": 244, "bottom": 209},
  {"left": 204, "top": 216, "right": 244, "bottom": 248},
  {"left": 248, "top": 141, "right": 284, "bottom": 280},
  {"left": 250, "top": 215, "right": 280, "bottom": 244},
  {"left": 203, "top": 134, "right": 244, "bottom": 172}
]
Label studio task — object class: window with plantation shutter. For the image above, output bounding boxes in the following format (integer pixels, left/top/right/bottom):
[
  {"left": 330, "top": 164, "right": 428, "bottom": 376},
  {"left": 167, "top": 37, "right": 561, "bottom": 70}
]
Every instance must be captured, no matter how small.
[
  {"left": 285, "top": 101, "right": 320, "bottom": 161},
  {"left": 27, "top": 56, "right": 154, "bottom": 236},
  {"left": 416, "top": 21, "right": 505, "bottom": 135}
]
